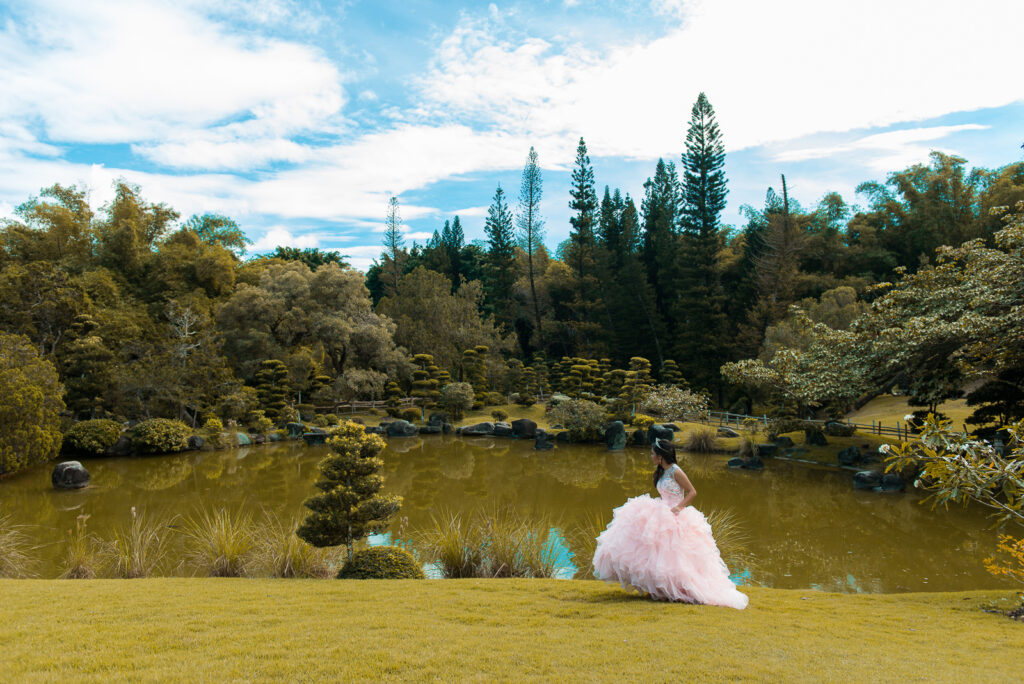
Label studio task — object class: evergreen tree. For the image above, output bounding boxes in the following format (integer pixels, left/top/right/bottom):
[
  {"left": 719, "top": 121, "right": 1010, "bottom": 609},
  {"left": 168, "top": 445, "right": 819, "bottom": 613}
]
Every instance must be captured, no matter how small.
[
  {"left": 382, "top": 195, "right": 405, "bottom": 295},
  {"left": 517, "top": 147, "right": 545, "bottom": 349},
  {"left": 483, "top": 184, "right": 517, "bottom": 332},
  {"left": 296, "top": 421, "right": 401, "bottom": 564},
  {"left": 620, "top": 357, "right": 654, "bottom": 413},
  {"left": 642, "top": 159, "right": 681, "bottom": 331},
  {"left": 675, "top": 92, "right": 729, "bottom": 397},
  {"left": 255, "top": 359, "right": 290, "bottom": 420},
  {"left": 566, "top": 137, "right": 606, "bottom": 353},
  {"left": 410, "top": 354, "right": 441, "bottom": 406},
  {"left": 440, "top": 217, "right": 465, "bottom": 291}
]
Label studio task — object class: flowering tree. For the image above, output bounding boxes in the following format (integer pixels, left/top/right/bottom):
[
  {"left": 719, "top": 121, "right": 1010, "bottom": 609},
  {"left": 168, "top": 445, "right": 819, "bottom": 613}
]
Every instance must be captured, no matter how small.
[{"left": 640, "top": 384, "right": 710, "bottom": 421}]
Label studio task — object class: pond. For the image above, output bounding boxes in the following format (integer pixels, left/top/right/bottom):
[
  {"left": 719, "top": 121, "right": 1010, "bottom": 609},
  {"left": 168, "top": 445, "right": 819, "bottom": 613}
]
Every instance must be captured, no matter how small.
[{"left": 1, "top": 435, "right": 1016, "bottom": 592}]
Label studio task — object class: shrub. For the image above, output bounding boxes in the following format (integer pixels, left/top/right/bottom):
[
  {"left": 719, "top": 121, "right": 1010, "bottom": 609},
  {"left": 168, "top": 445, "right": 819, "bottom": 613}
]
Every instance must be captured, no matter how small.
[
  {"left": 130, "top": 418, "right": 190, "bottom": 455},
  {"left": 491, "top": 409, "right": 509, "bottom": 422},
  {"left": 823, "top": 421, "right": 856, "bottom": 437},
  {"left": 246, "top": 410, "right": 274, "bottom": 434},
  {"left": 440, "top": 382, "right": 474, "bottom": 422},
  {"left": 105, "top": 507, "right": 171, "bottom": 578},
  {"left": 399, "top": 407, "right": 421, "bottom": 422},
  {"left": 278, "top": 405, "right": 300, "bottom": 425},
  {"left": 248, "top": 511, "right": 339, "bottom": 579},
  {"left": 324, "top": 413, "right": 340, "bottom": 425},
  {"left": 200, "top": 417, "right": 226, "bottom": 449},
  {"left": 337, "top": 545, "right": 424, "bottom": 579},
  {"left": 640, "top": 385, "right": 710, "bottom": 421},
  {"left": 312, "top": 415, "right": 330, "bottom": 428},
  {"left": 631, "top": 413, "right": 656, "bottom": 429},
  {"left": 549, "top": 399, "right": 605, "bottom": 442},
  {"left": 684, "top": 427, "right": 718, "bottom": 453},
  {"left": 64, "top": 419, "right": 122, "bottom": 456},
  {"left": 0, "top": 332, "right": 64, "bottom": 475},
  {"left": 296, "top": 403, "right": 316, "bottom": 421},
  {"left": 486, "top": 392, "right": 504, "bottom": 406}
]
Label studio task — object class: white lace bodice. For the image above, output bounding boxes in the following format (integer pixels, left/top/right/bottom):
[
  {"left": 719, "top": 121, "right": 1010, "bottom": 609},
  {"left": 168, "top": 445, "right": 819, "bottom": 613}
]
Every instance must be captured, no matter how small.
[{"left": 657, "top": 464, "right": 684, "bottom": 506}]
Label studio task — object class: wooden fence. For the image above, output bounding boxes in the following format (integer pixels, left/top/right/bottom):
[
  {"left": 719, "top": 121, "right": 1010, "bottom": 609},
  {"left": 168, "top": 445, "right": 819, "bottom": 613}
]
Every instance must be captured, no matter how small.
[
  {"left": 704, "top": 411, "right": 915, "bottom": 441},
  {"left": 313, "top": 397, "right": 420, "bottom": 415}
]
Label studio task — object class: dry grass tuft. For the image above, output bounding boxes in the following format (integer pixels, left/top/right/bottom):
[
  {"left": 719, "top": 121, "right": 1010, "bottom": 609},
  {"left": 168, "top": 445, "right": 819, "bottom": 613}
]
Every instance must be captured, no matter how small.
[
  {"left": 684, "top": 427, "right": 719, "bottom": 453},
  {"left": 248, "top": 510, "right": 340, "bottom": 578},
  {"left": 179, "top": 506, "right": 254, "bottom": 577},
  {"left": 0, "top": 513, "right": 35, "bottom": 578},
  {"left": 60, "top": 514, "right": 101, "bottom": 579},
  {"left": 105, "top": 507, "right": 172, "bottom": 579}
]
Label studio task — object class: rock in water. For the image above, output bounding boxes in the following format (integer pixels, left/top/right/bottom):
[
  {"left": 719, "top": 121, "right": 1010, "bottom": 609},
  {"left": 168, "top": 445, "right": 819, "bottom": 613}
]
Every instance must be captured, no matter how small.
[
  {"left": 648, "top": 424, "right": 674, "bottom": 443},
  {"left": 52, "top": 461, "right": 90, "bottom": 489},
  {"left": 534, "top": 429, "right": 554, "bottom": 450},
  {"left": 510, "top": 418, "right": 537, "bottom": 439},
  {"left": 492, "top": 422, "right": 514, "bottom": 437},
  {"left": 604, "top": 421, "right": 627, "bottom": 450},
  {"left": 837, "top": 446, "right": 861, "bottom": 466},
  {"left": 459, "top": 422, "right": 495, "bottom": 436},
  {"left": 385, "top": 420, "right": 419, "bottom": 437}
]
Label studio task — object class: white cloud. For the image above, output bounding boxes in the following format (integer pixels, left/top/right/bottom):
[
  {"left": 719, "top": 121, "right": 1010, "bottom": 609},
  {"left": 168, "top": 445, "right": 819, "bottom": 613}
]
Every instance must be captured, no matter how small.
[
  {"left": 405, "top": 231, "right": 434, "bottom": 241},
  {"left": 250, "top": 227, "right": 321, "bottom": 253},
  {"left": 416, "top": 1, "right": 1024, "bottom": 161}
]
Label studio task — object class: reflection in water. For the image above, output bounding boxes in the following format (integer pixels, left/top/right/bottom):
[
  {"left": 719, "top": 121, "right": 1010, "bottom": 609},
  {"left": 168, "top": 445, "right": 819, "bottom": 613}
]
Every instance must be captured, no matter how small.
[{"left": 0, "top": 435, "right": 1016, "bottom": 592}]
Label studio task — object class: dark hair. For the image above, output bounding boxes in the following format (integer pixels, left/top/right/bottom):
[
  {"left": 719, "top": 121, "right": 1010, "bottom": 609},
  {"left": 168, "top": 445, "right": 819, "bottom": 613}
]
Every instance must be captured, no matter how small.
[{"left": 652, "top": 438, "right": 678, "bottom": 486}]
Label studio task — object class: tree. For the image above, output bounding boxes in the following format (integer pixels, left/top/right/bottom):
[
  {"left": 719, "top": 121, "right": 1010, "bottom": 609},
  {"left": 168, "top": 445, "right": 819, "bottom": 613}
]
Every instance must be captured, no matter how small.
[
  {"left": 296, "top": 421, "right": 401, "bottom": 564},
  {"left": 483, "top": 184, "right": 517, "bottom": 332},
  {"left": 382, "top": 195, "right": 406, "bottom": 295},
  {"left": 440, "top": 382, "right": 474, "bottom": 421},
  {"left": 181, "top": 213, "right": 251, "bottom": 257},
  {"left": 441, "top": 216, "right": 466, "bottom": 290},
  {"left": 3, "top": 184, "right": 94, "bottom": 270},
  {"left": 255, "top": 359, "right": 290, "bottom": 420},
  {"left": 565, "top": 137, "right": 605, "bottom": 352},
  {"left": 675, "top": 92, "right": 729, "bottom": 396},
  {"left": 264, "top": 246, "right": 348, "bottom": 271},
  {"left": 517, "top": 147, "right": 545, "bottom": 346},
  {"left": 641, "top": 159, "right": 681, "bottom": 330},
  {"left": 0, "top": 332, "right": 65, "bottom": 475}
]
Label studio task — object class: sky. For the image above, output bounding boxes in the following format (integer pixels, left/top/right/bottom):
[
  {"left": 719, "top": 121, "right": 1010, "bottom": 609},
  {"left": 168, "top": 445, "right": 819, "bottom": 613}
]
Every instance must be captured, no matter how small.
[{"left": 1, "top": 0, "right": 1021, "bottom": 271}]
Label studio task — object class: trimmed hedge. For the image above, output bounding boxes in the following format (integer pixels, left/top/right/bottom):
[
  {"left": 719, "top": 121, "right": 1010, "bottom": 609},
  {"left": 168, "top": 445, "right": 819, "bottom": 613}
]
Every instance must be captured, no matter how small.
[
  {"left": 63, "top": 419, "right": 123, "bottom": 456},
  {"left": 337, "top": 546, "right": 425, "bottom": 580},
  {"left": 130, "top": 418, "right": 191, "bottom": 455}
]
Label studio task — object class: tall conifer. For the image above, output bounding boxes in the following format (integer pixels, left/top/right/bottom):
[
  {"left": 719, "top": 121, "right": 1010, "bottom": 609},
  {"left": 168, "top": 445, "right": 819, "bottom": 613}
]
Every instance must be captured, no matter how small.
[
  {"left": 517, "top": 147, "right": 545, "bottom": 348},
  {"left": 484, "top": 184, "right": 517, "bottom": 332}
]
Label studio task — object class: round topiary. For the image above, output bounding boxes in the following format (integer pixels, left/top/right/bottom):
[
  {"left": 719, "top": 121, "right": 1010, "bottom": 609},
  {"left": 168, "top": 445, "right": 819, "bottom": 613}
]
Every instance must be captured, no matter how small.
[
  {"left": 130, "top": 418, "right": 191, "bottom": 455},
  {"left": 64, "top": 419, "right": 123, "bottom": 456},
  {"left": 336, "top": 545, "right": 425, "bottom": 580}
]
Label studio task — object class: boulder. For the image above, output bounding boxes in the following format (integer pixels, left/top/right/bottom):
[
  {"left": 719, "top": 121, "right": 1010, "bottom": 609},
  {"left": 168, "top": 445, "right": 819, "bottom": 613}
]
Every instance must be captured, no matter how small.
[
  {"left": 385, "top": 420, "right": 419, "bottom": 438},
  {"left": 106, "top": 435, "right": 133, "bottom": 457},
  {"left": 853, "top": 470, "right": 882, "bottom": 490},
  {"left": 804, "top": 429, "right": 829, "bottom": 446},
  {"left": 773, "top": 436, "right": 795, "bottom": 448},
  {"left": 554, "top": 431, "right": 571, "bottom": 443},
  {"left": 459, "top": 422, "right": 495, "bottom": 437},
  {"left": 662, "top": 423, "right": 681, "bottom": 432},
  {"left": 604, "top": 421, "right": 627, "bottom": 450},
  {"left": 187, "top": 435, "right": 204, "bottom": 450},
  {"left": 364, "top": 425, "right": 385, "bottom": 435},
  {"left": 755, "top": 443, "right": 778, "bottom": 457},
  {"left": 236, "top": 433, "right": 251, "bottom": 446},
  {"left": 302, "top": 432, "right": 328, "bottom": 446},
  {"left": 251, "top": 433, "right": 267, "bottom": 445},
  {"left": 268, "top": 432, "right": 283, "bottom": 442},
  {"left": 534, "top": 429, "right": 554, "bottom": 450},
  {"left": 880, "top": 473, "right": 906, "bottom": 492},
  {"left": 492, "top": 422, "right": 514, "bottom": 437},
  {"left": 428, "top": 412, "right": 450, "bottom": 425},
  {"left": 727, "top": 455, "right": 764, "bottom": 470},
  {"left": 285, "top": 422, "right": 305, "bottom": 438},
  {"left": 510, "top": 418, "right": 538, "bottom": 439},
  {"left": 418, "top": 424, "right": 443, "bottom": 435},
  {"left": 717, "top": 427, "right": 741, "bottom": 438},
  {"left": 632, "top": 429, "right": 649, "bottom": 446},
  {"left": 442, "top": 422, "right": 454, "bottom": 435},
  {"left": 52, "top": 461, "right": 90, "bottom": 490},
  {"left": 648, "top": 424, "right": 674, "bottom": 444},
  {"left": 837, "top": 446, "right": 861, "bottom": 467}
]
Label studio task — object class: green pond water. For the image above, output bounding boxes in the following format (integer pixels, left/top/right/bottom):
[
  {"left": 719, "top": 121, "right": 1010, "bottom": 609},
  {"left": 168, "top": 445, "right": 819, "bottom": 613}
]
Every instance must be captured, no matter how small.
[{"left": 1, "top": 435, "right": 1016, "bottom": 593}]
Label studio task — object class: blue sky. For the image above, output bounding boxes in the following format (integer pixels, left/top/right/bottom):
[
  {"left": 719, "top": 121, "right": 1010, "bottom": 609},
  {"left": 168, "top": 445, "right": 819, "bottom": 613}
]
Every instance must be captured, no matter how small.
[{"left": 1, "top": 0, "right": 1021, "bottom": 271}]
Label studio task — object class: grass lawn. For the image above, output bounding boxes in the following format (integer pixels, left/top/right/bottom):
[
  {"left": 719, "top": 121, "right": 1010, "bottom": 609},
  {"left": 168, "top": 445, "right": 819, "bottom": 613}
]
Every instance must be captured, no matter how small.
[
  {"left": 848, "top": 394, "right": 974, "bottom": 430},
  {"left": 1, "top": 579, "right": 1020, "bottom": 682}
]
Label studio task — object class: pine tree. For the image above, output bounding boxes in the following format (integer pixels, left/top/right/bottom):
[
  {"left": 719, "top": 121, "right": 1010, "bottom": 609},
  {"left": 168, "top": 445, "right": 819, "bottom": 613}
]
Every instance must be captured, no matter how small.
[
  {"left": 441, "top": 217, "right": 465, "bottom": 291},
  {"left": 566, "top": 137, "right": 608, "bottom": 353},
  {"left": 620, "top": 357, "right": 654, "bottom": 413},
  {"left": 410, "top": 354, "right": 440, "bottom": 406},
  {"left": 660, "top": 359, "right": 684, "bottom": 386},
  {"left": 296, "top": 421, "right": 401, "bottom": 565},
  {"left": 675, "top": 92, "right": 729, "bottom": 398},
  {"left": 255, "top": 359, "right": 290, "bottom": 420},
  {"left": 517, "top": 147, "right": 545, "bottom": 348},
  {"left": 382, "top": 195, "right": 406, "bottom": 295},
  {"left": 483, "top": 184, "right": 517, "bottom": 332},
  {"left": 642, "top": 159, "right": 681, "bottom": 331}
]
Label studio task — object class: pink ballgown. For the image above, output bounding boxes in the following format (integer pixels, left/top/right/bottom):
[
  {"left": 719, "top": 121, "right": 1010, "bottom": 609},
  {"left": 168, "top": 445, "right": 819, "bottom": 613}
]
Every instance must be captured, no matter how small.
[{"left": 592, "top": 463, "right": 748, "bottom": 609}]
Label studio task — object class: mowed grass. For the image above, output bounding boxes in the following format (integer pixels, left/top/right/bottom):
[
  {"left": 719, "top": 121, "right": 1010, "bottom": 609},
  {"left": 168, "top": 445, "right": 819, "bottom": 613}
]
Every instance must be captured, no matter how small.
[
  {"left": 848, "top": 394, "right": 974, "bottom": 429},
  {"left": 1, "top": 580, "right": 1020, "bottom": 682}
]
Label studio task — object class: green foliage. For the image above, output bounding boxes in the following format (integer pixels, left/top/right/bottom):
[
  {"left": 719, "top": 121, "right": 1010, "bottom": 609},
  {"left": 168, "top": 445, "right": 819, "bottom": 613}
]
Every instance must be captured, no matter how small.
[
  {"left": 440, "top": 382, "right": 474, "bottom": 421},
  {"left": 254, "top": 360, "right": 290, "bottom": 420},
  {"left": 246, "top": 410, "right": 274, "bottom": 434},
  {"left": 630, "top": 413, "right": 656, "bottom": 429},
  {"left": 63, "top": 419, "right": 122, "bottom": 456},
  {"left": 337, "top": 545, "right": 424, "bottom": 580},
  {"left": 179, "top": 507, "right": 254, "bottom": 577},
  {"left": 130, "top": 418, "right": 190, "bottom": 455},
  {"left": 0, "top": 514, "right": 35, "bottom": 578},
  {"left": 398, "top": 407, "right": 421, "bottom": 422},
  {"left": 296, "top": 421, "right": 401, "bottom": 563},
  {"left": 248, "top": 511, "right": 339, "bottom": 579},
  {"left": 549, "top": 399, "right": 605, "bottom": 442},
  {"left": 683, "top": 427, "right": 718, "bottom": 453},
  {"left": 104, "top": 508, "right": 171, "bottom": 578},
  {"left": 640, "top": 385, "right": 710, "bottom": 421},
  {"left": 490, "top": 409, "right": 508, "bottom": 422},
  {"left": 0, "top": 332, "right": 65, "bottom": 474},
  {"left": 60, "top": 514, "right": 100, "bottom": 580}
]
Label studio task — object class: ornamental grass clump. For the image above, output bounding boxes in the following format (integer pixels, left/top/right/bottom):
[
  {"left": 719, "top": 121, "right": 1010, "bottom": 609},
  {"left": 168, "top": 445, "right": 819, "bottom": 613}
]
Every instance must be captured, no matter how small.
[
  {"left": 684, "top": 427, "right": 719, "bottom": 453},
  {"left": 566, "top": 510, "right": 612, "bottom": 579},
  {"left": 248, "top": 510, "right": 339, "bottom": 578},
  {"left": 179, "top": 506, "right": 254, "bottom": 577},
  {"left": 417, "top": 510, "right": 487, "bottom": 578},
  {"left": 105, "top": 507, "right": 171, "bottom": 578},
  {"left": 0, "top": 513, "right": 35, "bottom": 578},
  {"left": 296, "top": 421, "right": 401, "bottom": 566},
  {"left": 60, "top": 514, "right": 101, "bottom": 579}
]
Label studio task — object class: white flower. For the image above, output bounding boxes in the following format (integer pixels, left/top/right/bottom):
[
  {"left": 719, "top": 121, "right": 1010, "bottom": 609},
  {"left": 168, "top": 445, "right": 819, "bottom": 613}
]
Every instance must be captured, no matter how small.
[
  {"left": 878, "top": 444, "right": 891, "bottom": 454},
  {"left": 903, "top": 414, "right": 915, "bottom": 421}
]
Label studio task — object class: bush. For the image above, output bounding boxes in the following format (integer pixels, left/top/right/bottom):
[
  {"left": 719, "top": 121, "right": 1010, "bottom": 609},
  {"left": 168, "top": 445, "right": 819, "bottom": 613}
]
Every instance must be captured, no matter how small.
[
  {"left": 549, "top": 399, "right": 605, "bottom": 442},
  {"left": 491, "top": 409, "right": 509, "bottom": 422},
  {"left": 486, "top": 392, "right": 504, "bottom": 406},
  {"left": 200, "top": 417, "right": 226, "bottom": 449},
  {"left": 324, "top": 413, "right": 340, "bottom": 425},
  {"left": 278, "top": 405, "right": 300, "bottom": 425},
  {"left": 399, "top": 407, "right": 421, "bottom": 422},
  {"left": 440, "top": 382, "right": 474, "bottom": 422},
  {"left": 823, "top": 421, "right": 856, "bottom": 437},
  {"left": 64, "top": 419, "right": 122, "bottom": 456},
  {"left": 631, "top": 413, "right": 656, "bottom": 429},
  {"left": 640, "top": 385, "right": 710, "bottom": 421},
  {"left": 312, "top": 415, "right": 330, "bottom": 428},
  {"left": 246, "top": 410, "right": 274, "bottom": 434},
  {"left": 130, "top": 418, "right": 191, "bottom": 455},
  {"left": 684, "top": 427, "right": 718, "bottom": 453},
  {"left": 296, "top": 403, "right": 316, "bottom": 421},
  {"left": 337, "top": 545, "right": 424, "bottom": 579}
]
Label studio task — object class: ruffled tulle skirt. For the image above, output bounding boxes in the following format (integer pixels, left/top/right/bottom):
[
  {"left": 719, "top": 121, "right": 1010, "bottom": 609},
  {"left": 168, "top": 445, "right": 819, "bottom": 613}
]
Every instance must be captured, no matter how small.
[{"left": 592, "top": 494, "right": 748, "bottom": 609}]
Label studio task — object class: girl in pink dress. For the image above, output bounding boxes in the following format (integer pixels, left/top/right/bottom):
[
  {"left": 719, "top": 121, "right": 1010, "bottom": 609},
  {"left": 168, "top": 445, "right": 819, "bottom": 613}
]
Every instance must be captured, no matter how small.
[{"left": 592, "top": 438, "right": 748, "bottom": 609}]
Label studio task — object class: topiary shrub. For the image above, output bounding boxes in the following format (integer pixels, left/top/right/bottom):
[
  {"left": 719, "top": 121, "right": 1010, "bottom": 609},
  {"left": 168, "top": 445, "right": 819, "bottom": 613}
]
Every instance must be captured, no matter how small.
[
  {"left": 200, "top": 417, "right": 227, "bottom": 449},
  {"left": 440, "top": 382, "right": 474, "bottom": 421},
  {"left": 485, "top": 392, "right": 504, "bottom": 406},
  {"left": 312, "top": 415, "right": 330, "bottom": 428},
  {"left": 324, "top": 413, "right": 340, "bottom": 425},
  {"left": 130, "top": 418, "right": 191, "bottom": 455},
  {"left": 491, "top": 409, "right": 509, "bottom": 422},
  {"left": 64, "top": 419, "right": 123, "bottom": 456},
  {"left": 337, "top": 545, "right": 424, "bottom": 579},
  {"left": 399, "top": 407, "right": 421, "bottom": 423},
  {"left": 278, "top": 405, "right": 300, "bottom": 425}
]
